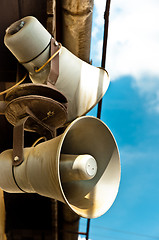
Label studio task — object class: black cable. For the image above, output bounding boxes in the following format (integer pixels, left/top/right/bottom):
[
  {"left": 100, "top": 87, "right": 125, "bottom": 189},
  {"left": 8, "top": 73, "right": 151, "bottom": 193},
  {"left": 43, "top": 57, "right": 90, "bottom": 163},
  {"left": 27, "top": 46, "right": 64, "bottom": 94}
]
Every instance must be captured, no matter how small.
[
  {"left": 97, "top": 0, "right": 111, "bottom": 119},
  {"left": 12, "top": 165, "right": 27, "bottom": 193}
]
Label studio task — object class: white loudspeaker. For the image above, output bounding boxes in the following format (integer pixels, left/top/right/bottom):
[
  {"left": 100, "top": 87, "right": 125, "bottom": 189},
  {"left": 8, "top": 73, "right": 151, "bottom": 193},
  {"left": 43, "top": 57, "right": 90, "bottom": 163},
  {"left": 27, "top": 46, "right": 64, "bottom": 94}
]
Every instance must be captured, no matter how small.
[
  {"left": 4, "top": 16, "right": 110, "bottom": 122},
  {"left": 0, "top": 116, "right": 120, "bottom": 219}
]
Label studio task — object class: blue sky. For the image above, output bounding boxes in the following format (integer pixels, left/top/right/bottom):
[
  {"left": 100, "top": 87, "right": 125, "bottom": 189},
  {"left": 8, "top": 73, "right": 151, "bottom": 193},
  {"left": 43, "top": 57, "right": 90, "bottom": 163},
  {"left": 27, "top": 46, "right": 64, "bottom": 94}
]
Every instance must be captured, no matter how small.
[{"left": 79, "top": 0, "right": 159, "bottom": 239}]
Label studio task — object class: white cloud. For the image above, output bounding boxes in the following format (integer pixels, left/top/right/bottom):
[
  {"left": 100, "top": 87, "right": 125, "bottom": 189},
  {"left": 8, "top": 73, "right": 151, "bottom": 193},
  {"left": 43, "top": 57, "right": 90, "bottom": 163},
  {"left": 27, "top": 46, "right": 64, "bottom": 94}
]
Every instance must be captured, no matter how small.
[
  {"left": 132, "top": 76, "right": 159, "bottom": 113},
  {"left": 92, "top": 0, "right": 159, "bottom": 112},
  {"left": 91, "top": 26, "right": 99, "bottom": 38},
  {"left": 107, "top": 0, "right": 159, "bottom": 79},
  {"left": 78, "top": 236, "right": 91, "bottom": 240},
  {"left": 94, "top": 0, "right": 105, "bottom": 26}
]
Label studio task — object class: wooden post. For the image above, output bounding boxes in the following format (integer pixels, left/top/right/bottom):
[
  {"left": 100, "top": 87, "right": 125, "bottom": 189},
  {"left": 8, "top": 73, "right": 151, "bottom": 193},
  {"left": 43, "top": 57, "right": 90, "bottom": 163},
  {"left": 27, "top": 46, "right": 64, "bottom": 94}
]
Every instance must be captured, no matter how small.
[
  {"left": 47, "top": 0, "right": 56, "bottom": 37},
  {"left": 47, "top": 2, "right": 59, "bottom": 240},
  {"left": 0, "top": 189, "right": 7, "bottom": 240}
]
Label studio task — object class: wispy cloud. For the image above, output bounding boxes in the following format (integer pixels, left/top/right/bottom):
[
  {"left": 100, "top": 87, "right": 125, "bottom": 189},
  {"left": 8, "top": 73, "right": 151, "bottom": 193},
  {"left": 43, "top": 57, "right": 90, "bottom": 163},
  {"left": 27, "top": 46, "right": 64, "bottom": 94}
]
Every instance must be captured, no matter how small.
[{"left": 92, "top": 0, "right": 159, "bottom": 113}]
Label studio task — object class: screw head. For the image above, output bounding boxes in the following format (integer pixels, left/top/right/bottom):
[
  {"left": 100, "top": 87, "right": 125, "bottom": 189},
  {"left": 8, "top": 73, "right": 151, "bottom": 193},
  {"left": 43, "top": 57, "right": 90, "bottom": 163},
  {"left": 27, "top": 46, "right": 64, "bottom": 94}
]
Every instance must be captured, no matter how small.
[
  {"left": 14, "top": 156, "right": 19, "bottom": 162},
  {"left": 19, "top": 21, "right": 25, "bottom": 28}
]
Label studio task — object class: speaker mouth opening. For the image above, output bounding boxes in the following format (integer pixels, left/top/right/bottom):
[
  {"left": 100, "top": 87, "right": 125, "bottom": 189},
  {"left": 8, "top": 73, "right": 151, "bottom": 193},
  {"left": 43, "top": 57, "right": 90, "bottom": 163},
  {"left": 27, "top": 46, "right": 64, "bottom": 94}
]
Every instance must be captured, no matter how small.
[
  {"left": 58, "top": 116, "right": 121, "bottom": 218},
  {"left": 6, "top": 20, "right": 25, "bottom": 35}
]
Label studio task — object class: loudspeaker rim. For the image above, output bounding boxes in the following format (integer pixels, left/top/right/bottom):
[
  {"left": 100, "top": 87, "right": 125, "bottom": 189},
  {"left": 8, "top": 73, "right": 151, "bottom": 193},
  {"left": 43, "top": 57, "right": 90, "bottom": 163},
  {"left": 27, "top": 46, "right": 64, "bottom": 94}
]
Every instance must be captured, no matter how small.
[{"left": 56, "top": 116, "right": 121, "bottom": 219}]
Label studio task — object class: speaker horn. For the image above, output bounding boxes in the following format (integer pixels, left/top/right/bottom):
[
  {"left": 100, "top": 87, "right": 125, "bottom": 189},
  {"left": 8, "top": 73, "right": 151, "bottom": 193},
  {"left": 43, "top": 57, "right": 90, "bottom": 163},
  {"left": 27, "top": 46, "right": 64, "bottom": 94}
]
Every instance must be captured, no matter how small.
[
  {"left": 0, "top": 116, "right": 120, "bottom": 219},
  {"left": 4, "top": 16, "right": 110, "bottom": 122}
]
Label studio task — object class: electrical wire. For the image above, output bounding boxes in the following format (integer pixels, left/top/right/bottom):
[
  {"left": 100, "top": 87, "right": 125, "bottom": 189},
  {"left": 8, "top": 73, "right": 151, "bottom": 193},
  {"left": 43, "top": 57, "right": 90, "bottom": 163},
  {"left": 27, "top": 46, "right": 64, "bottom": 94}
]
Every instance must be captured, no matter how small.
[
  {"left": 32, "top": 136, "right": 47, "bottom": 147},
  {"left": 0, "top": 73, "right": 27, "bottom": 96},
  {"left": 99, "top": 226, "right": 159, "bottom": 240},
  {"left": 80, "top": 223, "right": 159, "bottom": 240},
  {"left": 34, "top": 42, "right": 62, "bottom": 73},
  {"left": 83, "top": 232, "right": 129, "bottom": 240}
]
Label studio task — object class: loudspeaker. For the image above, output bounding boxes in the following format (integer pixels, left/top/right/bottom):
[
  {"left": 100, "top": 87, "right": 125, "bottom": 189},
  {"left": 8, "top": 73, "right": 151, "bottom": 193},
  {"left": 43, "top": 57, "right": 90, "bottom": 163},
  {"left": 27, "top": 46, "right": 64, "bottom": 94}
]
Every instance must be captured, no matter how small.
[
  {"left": 0, "top": 116, "right": 120, "bottom": 219},
  {"left": 4, "top": 16, "right": 110, "bottom": 122}
]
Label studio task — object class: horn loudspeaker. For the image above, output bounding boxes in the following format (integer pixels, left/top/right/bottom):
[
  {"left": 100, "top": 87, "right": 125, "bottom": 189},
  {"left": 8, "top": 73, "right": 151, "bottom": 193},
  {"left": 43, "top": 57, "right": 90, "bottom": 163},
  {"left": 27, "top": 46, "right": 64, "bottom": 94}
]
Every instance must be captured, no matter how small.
[
  {"left": 0, "top": 116, "right": 120, "bottom": 218},
  {"left": 4, "top": 16, "right": 110, "bottom": 122}
]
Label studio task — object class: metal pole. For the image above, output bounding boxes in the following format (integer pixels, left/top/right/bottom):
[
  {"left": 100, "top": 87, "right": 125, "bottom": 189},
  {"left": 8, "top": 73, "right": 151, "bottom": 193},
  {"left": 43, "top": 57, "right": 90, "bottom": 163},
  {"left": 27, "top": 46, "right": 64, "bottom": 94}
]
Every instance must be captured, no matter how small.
[
  {"left": 97, "top": 0, "right": 111, "bottom": 119},
  {"left": 86, "top": 219, "right": 91, "bottom": 240}
]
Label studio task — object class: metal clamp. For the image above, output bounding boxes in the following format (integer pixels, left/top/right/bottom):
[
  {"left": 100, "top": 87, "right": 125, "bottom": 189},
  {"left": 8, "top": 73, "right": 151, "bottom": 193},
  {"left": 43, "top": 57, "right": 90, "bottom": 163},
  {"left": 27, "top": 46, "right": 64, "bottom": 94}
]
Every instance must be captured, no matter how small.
[{"left": 12, "top": 107, "right": 55, "bottom": 166}]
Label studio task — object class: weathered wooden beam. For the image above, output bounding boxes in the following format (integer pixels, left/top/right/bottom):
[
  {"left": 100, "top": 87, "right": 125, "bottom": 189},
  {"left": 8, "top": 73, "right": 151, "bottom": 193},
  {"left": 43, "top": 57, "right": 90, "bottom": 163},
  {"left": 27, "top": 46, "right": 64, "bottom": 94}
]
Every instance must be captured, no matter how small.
[{"left": 47, "top": 0, "right": 56, "bottom": 37}]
